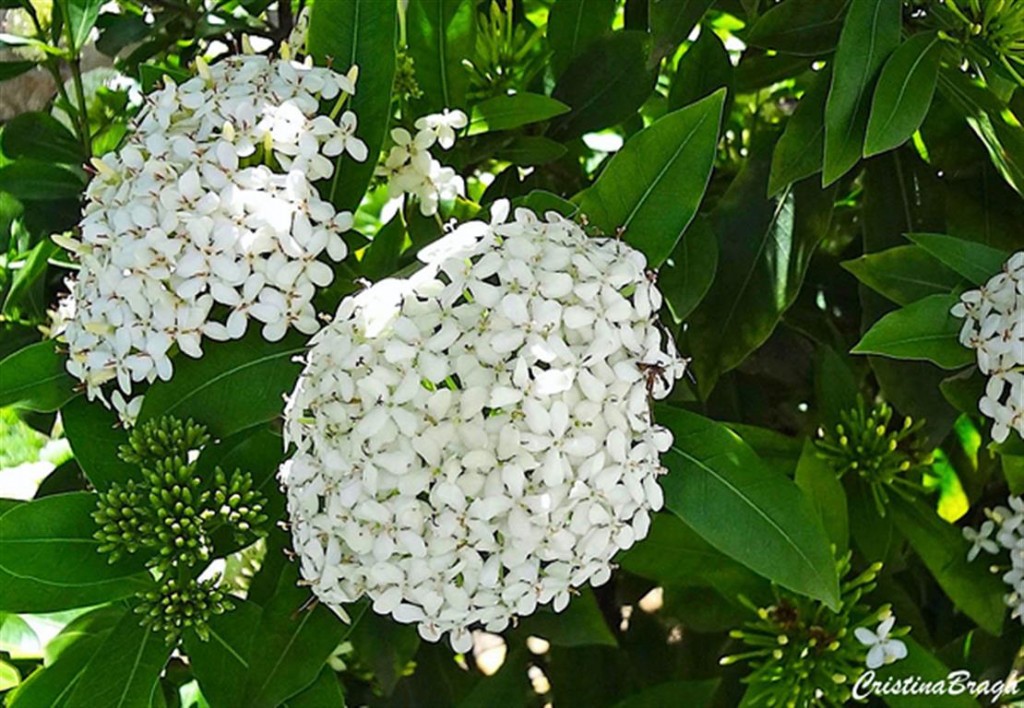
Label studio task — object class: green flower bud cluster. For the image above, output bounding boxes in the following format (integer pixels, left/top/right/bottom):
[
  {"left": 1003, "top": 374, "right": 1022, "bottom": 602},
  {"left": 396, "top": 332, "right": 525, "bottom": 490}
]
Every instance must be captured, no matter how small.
[
  {"left": 393, "top": 51, "right": 423, "bottom": 100},
  {"left": 815, "top": 398, "right": 930, "bottom": 517},
  {"left": 721, "top": 554, "right": 903, "bottom": 708},
  {"left": 946, "top": 0, "right": 1024, "bottom": 67},
  {"left": 135, "top": 576, "right": 235, "bottom": 643},
  {"left": 92, "top": 415, "right": 269, "bottom": 642}
]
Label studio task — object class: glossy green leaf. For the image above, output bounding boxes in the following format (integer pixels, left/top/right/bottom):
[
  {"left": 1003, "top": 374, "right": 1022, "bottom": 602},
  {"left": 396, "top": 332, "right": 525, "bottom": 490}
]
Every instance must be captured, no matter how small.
[
  {"left": 907, "top": 233, "right": 1009, "bottom": 285},
  {"left": 349, "top": 611, "right": 420, "bottom": 696},
  {"left": 65, "top": 611, "right": 171, "bottom": 708},
  {"left": 814, "top": 347, "right": 859, "bottom": 426},
  {"left": 822, "top": 0, "right": 900, "bottom": 185},
  {"left": 656, "top": 405, "right": 841, "bottom": 609},
  {"left": 547, "top": 0, "right": 616, "bottom": 77},
  {"left": 667, "top": 26, "right": 732, "bottom": 111},
  {"left": 3, "top": 239, "right": 59, "bottom": 319},
  {"left": 0, "top": 493, "right": 152, "bottom": 613},
  {"left": 0, "top": 660, "right": 19, "bottom": 692},
  {"left": 0, "top": 614, "right": 40, "bottom": 659},
  {"left": 7, "top": 630, "right": 109, "bottom": 708},
  {"left": 467, "top": 93, "right": 570, "bottom": 135},
  {"left": 138, "top": 331, "right": 305, "bottom": 438},
  {"left": 185, "top": 601, "right": 261, "bottom": 708},
  {"left": 852, "top": 293, "right": 974, "bottom": 369},
  {"left": 794, "top": 439, "right": 849, "bottom": 552},
  {"left": 243, "top": 565, "right": 348, "bottom": 708},
  {"left": 649, "top": 0, "right": 716, "bottom": 62},
  {"left": 939, "top": 367, "right": 984, "bottom": 415},
  {"left": 284, "top": 667, "right": 346, "bottom": 708},
  {"left": 494, "top": 136, "right": 567, "bottom": 166},
  {"left": 550, "top": 31, "right": 657, "bottom": 140},
  {"left": 516, "top": 588, "right": 616, "bottom": 647},
  {"left": 0, "top": 161, "right": 85, "bottom": 200},
  {"left": 308, "top": 0, "right": 396, "bottom": 212},
  {"left": 63, "top": 0, "right": 104, "bottom": 52},
  {"left": 406, "top": 0, "right": 474, "bottom": 114},
  {"left": 688, "top": 165, "right": 835, "bottom": 396},
  {"left": 864, "top": 32, "right": 944, "bottom": 157},
  {"left": 0, "top": 341, "right": 77, "bottom": 412},
  {"left": 578, "top": 89, "right": 724, "bottom": 266},
  {"left": 769, "top": 69, "right": 830, "bottom": 196},
  {"left": 360, "top": 214, "right": 406, "bottom": 280},
  {"left": 872, "top": 637, "right": 980, "bottom": 707},
  {"left": 658, "top": 214, "right": 718, "bottom": 322},
  {"left": 61, "top": 395, "right": 135, "bottom": 490},
  {"left": 746, "top": 0, "right": 849, "bottom": 56},
  {"left": 1, "top": 112, "right": 83, "bottom": 164},
  {"left": 890, "top": 497, "right": 1005, "bottom": 636},
  {"left": 841, "top": 244, "right": 965, "bottom": 305},
  {"left": 0, "top": 61, "right": 37, "bottom": 81}
]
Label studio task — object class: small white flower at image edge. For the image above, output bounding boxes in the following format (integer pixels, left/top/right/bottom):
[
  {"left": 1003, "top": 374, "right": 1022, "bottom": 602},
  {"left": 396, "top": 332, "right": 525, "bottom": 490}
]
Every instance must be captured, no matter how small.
[{"left": 855, "top": 614, "right": 908, "bottom": 670}]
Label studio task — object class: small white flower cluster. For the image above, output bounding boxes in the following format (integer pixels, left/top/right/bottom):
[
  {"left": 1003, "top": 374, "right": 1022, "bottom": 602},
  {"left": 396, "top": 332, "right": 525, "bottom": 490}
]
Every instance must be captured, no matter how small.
[
  {"left": 280, "top": 201, "right": 686, "bottom": 652},
  {"left": 377, "top": 108, "right": 467, "bottom": 217},
  {"left": 963, "top": 496, "right": 1024, "bottom": 625},
  {"left": 56, "top": 53, "right": 366, "bottom": 420},
  {"left": 951, "top": 252, "right": 1024, "bottom": 443}
]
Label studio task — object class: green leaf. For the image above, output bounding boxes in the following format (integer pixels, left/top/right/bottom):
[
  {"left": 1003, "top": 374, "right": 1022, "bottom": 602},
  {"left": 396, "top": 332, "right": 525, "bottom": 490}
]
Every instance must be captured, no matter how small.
[
  {"left": 547, "top": 0, "right": 616, "bottom": 77},
  {"left": 242, "top": 565, "right": 348, "bottom": 708},
  {"left": 456, "top": 646, "right": 529, "bottom": 708},
  {"left": 890, "top": 496, "right": 1005, "bottom": 636},
  {"left": 349, "top": 611, "right": 420, "bottom": 696},
  {"left": 769, "top": 69, "right": 830, "bottom": 196},
  {"left": 512, "top": 190, "right": 578, "bottom": 218},
  {"left": 3, "top": 240, "right": 59, "bottom": 318},
  {"left": 185, "top": 601, "right": 261, "bottom": 708},
  {"left": 308, "top": 0, "right": 396, "bottom": 212},
  {"left": 658, "top": 214, "right": 718, "bottom": 322},
  {"left": 0, "top": 341, "right": 77, "bottom": 412},
  {"left": 873, "top": 637, "right": 980, "bottom": 707},
  {"left": 62, "top": 396, "right": 135, "bottom": 490},
  {"left": 7, "top": 630, "right": 109, "bottom": 708},
  {"left": 549, "top": 31, "right": 658, "bottom": 140},
  {"left": 939, "top": 367, "right": 984, "bottom": 415},
  {"left": 822, "top": 0, "right": 900, "bottom": 185},
  {"left": 138, "top": 331, "right": 305, "bottom": 438},
  {"left": 906, "top": 233, "right": 1009, "bottom": 285},
  {"left": 283, "top": 667, "right": 345, "bottom": 708},
  {"left": 0, "top": 61, "right": 37, "bottom": 81},
  {"left": 0, "top": 659, "right": 20, "bottom": 692},
  {"left": 63, "top": 0, "right": 103, "bottom": 52},
  {"left": 814, "top": 347, "right": 859, "bottom": 426},
  {"left": 841, "top": 244, "right": 965, "bottom": 305},
  {"left": 852, "top": 293, "right": 974, "bottom": 370},
  {"left": 577, "top": 89, "right": 724, "bottom": 266},
  {"left": 1, "top": 112, "right": 83, "bottom": 164},
  {"left": 667, "top": 26, "right": 732, "bottom": 111},
  {"left": 65, "top": 611, "right": 171, "bottom": 708},
  {"left": 864, "top": 32, "right": 944, "bottom": 157},
  {"left": 649, "top": 0, "right": 716, "bottom": 62},
  {"left": 0, "top": 161, "right": 85, "bottom": 200},
  {"left": 794, "top": 439, "right": 849, "bottom": 552},
  {"left": 611, "top": 680, "right": 720, "bottom": 708},
  {"left": 516, "top": 588, "right": 617, "bottom": 647},
  {"left": 360, "top": 215, "right": 406, "bottom": 280},
  {"left": 467, "top": 93, "right": 570, "bottom": 135},
  {"left": 746, "top": 0, "right": 849, "bottom": 56},
  {"left": 493, "top": 136, "right": 567, "bottom": 166},
  {"left": 0, "top": 613, "right": 41, "bottom": 659},
  {"left": 406, "top": 0, "right": 474, "bottom": 114},
  {"left": 0, "top": 493, "right": 152, "bottom": 613},
  {"left": 656, "top": 405, "right": 841, "bottom": 609},
  {"left": 687, "top": 165, "right": 835, "bottom": 397}
]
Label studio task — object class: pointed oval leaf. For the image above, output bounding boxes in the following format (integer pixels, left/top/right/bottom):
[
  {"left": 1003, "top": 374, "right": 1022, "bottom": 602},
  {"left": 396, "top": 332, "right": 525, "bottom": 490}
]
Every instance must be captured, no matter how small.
[
  {"left": 655, "top": 405, "right": 841, "bottom": 609},
  {"left": 746, "top": 0, "right": 849, "bottom": 56},
  {"left": 769, "top": 69, "right": 830, "bottom": 196},
  {"left": 578, "top": 89, "right": 724, "bottom": 267},
  {"left": 907, "top": 232, "right": 1009, "bottom": 285},
  {"left": 61, "top": 396, "right": 135, "bottom": 491},
  {"left": 406, "top": 0, "right": 474, "bottom": 114},
  {"left": 667, "top": 26, "right": 732, "bottom": 111},
  {"left": 864, "top": 31, "right": 944, "bottom": 157},
  {"left": 852, "top": 293, "right": 975, "bottom": 369},
  {"left": 467, "top": 93, "right": 570, "bottom": 135},
  {"left": 841, "top": 244, "right": 965, "bottom": 305},
  {"left": 0, "top": 341, "right": 77, "bottom": 412},
  {"left": 547, "top": 0, "right": 616, "bottom": 77},
  {"left": 822, "top": 0, "right": 900, "bottom": 185}
]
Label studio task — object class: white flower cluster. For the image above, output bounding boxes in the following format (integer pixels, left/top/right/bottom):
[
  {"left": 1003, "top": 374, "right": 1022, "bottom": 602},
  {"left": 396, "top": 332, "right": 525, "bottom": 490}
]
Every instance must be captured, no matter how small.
[
  {"left": 377, "top": 108, "right": 467, "bottom": 217},
  {"left": 951, "top": 252, "right": 1024, "bottom": 443},
  {"left": 56, "top": 53, "right": 365, "bottom": 420},
  {"left": 963, "top": 496, "right": 1024, "bottom": 625},
  {"left": 280, "top": 201, "right": 687, "bottom": 652}
]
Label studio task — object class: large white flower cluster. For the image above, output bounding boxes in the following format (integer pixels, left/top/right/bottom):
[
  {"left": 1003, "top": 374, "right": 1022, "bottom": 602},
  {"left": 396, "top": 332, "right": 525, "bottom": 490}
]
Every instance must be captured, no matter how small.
[
  {"left": 280, "top": 201, "right": 687, "bottom": 652},
  {"left": 963, "top": 496, "right": 1024, "bottom": 625},
  {"left": 951, "top": 252, "right": 1024, "bottom": 443},
  {"left": 377, "top": 108, "right": 467, "bottom": 216},
  {"left": 56, "top": 53, "right": 365, "bottom": 420}
]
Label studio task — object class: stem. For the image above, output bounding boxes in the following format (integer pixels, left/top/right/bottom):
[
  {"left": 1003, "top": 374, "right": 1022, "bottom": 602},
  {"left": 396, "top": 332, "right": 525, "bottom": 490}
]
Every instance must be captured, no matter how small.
[{"left": 69, "top": 56, "right": 92, "bottom": 160}]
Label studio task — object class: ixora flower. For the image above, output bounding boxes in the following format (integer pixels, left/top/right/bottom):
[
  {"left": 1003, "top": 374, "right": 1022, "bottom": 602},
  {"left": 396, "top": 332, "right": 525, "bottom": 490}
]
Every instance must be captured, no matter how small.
[
  {"left": 722, "top": 555, "right": 909, "bottom": 707},
  {"left": 280, "top": 201, "right": 687, "bottom": 652},
  {"left": 951, "top": 251, "right": 1024, "bottom": 443},
  {"left": 964, "top": 495, "right": 1024, "bottom": 625},
  {"left": 54, "top": 52, "right": 366, "bottom": 422}
]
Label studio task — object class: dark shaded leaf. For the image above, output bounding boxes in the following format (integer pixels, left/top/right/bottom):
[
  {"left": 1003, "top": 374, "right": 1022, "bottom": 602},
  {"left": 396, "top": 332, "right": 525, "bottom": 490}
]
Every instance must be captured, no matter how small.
[
  {"left": 62, "top": 395, "right": 135, "bottom": 491},
  {"left": 907, "top": 233, "right": 1009, "bottom": 285},
  {"left": 649, "top": 0, "right": 716, "bottom": 62},
  {"left": 516, "top": 588, "right": 617, "bottom": 647},
  {"left": 667, "top": 26, "right": 732, "bottom": 111},
  {"left": 0, "top": 341, "right": 77, "bottom": 412},
  {"left": 547, "top": 0, "right": 616, "bottom": 77},
  {"left": 852, "top": 293, "right": 974, "bottom": 370},
  {"left": 2, "top": 112, "right": 83, "bottom": 164},
  {"left": 185, "top": 601, "right": 261, "bottom": 708},
  {"left": 769, "top": 69, "right": 830, "bottom": 196},
  {"left": 658, "top": 214, "right": 717, "bottom": 322},
  {"left": 283, "top": 667, "right": 345, "bottom": 708},
  {"left": 494, "top": 136, "right": 567, "bottom": 166},
  {"left": 611, "top": 680, "right": 720, "bottom": 708},
  {"left": 747, "top": 0, "right": 849, "bottom": 56},
  {"left": 841, "top": 244, "right": 965, "bottom": 305},
  {"left": 0, "top": 161, "right": 85, "bottom": 200},
  {"left": 794, "top": 439, "right": 849, "bottom": 552},
  {"left": 406, "top": 0, "right": 474, "bottom": 114}
]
